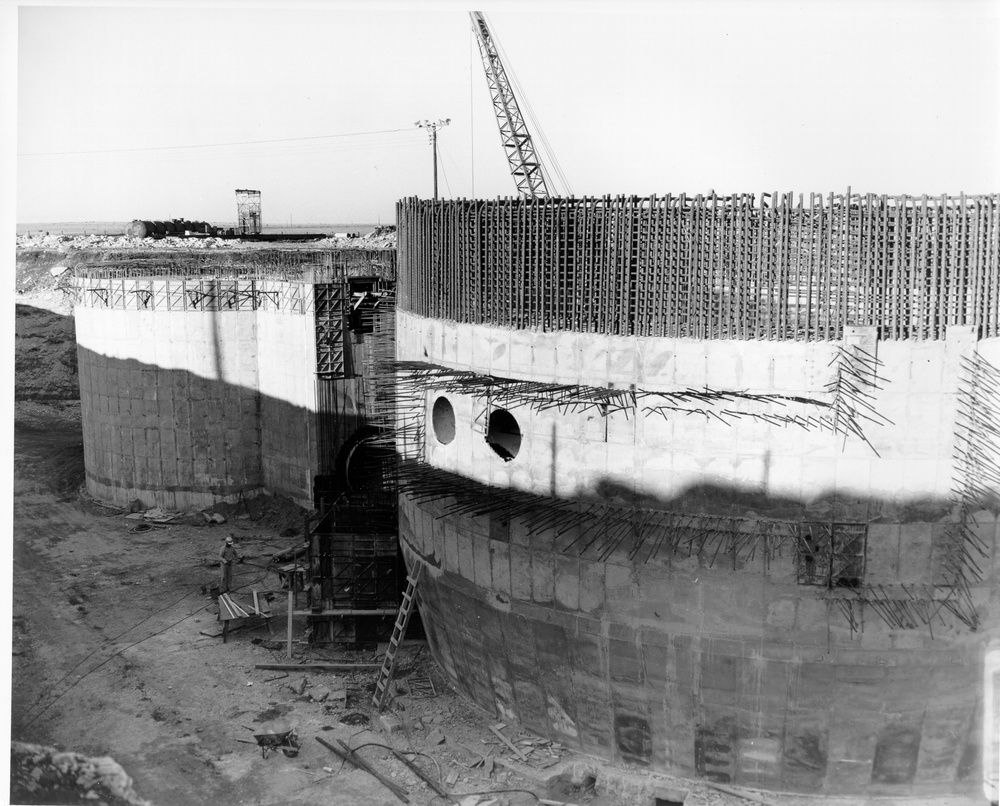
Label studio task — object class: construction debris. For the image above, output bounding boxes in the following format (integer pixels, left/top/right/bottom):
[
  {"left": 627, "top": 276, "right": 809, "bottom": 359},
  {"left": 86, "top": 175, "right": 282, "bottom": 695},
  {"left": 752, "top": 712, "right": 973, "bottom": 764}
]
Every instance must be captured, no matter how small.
[
  {"left": 316, "top": 737, "right": 410, "bottom": 804},
  {"left": 489, "top": 724, "right": 528, "bottom": 761},
  {"left": 11, "top": 742, "right": 153, "bottom": 806},
  {"left": 254, "top": 662, "right": 381, "bottom": 672}
]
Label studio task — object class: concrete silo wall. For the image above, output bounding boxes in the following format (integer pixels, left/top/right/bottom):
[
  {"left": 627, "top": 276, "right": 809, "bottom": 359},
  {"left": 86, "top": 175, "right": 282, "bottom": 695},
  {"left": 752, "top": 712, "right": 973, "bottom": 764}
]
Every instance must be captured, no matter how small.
[
  {"left": 394, "top": 194, "right": 1000, "bottom": 798},
  {"left": 73, "top": 275, "right": 320, "bottom": 510}
]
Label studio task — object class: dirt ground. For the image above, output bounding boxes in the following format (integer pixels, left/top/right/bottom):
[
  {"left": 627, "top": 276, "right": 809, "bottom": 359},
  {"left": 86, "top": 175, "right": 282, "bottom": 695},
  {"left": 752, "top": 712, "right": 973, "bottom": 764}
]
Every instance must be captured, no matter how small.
[{"left": 8, "top": 239, "right": 771, "bottom": 806}]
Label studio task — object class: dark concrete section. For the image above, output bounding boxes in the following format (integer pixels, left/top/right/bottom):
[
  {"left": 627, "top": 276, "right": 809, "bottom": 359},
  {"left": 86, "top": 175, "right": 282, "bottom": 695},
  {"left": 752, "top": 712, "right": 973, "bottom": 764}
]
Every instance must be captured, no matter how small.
[
  {"left": 401, "top": 491, "right": 994, "bottom": 797},
  {"left": 78, "top": 347, "right": 267, "bottom": 507},
  {"left": 77, "top": 346, "right": 327, "bottom": 509},
  {"left": 871, "top": 718, "right": 923, "bottom": 785}
]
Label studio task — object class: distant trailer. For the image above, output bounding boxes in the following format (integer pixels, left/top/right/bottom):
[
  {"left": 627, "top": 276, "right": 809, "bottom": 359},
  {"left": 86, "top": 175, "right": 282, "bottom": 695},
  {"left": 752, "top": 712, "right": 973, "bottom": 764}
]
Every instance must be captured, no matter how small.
[
  {"left": 126, "top": 219, "right": 215, "bottom": 238},
  {"left": 125, "top": 219, "right": 327, "bottom": 241}
]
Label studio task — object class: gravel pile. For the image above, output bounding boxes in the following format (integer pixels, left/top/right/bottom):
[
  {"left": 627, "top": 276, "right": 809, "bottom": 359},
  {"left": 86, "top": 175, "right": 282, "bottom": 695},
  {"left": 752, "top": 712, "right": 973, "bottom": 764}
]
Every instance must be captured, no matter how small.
[{"left": 16, "top": 230, "right": 398, "bottom": 252}]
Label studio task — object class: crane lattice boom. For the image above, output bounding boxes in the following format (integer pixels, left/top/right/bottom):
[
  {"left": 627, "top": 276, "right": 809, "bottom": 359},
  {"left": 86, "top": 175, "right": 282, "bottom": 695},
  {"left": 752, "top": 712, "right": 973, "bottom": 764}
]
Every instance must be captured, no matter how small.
[{"left": 470, "top": 11, "right": 549, "bottom": 199}]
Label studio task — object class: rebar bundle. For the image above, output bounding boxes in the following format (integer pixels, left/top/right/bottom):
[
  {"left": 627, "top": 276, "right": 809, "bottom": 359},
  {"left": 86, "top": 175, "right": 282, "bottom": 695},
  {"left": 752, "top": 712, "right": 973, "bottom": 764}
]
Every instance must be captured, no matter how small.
[
  {"left": 74, "top": 249, "right": 397, "bottom": 283},
  {"left": 397, "top": 193, "right": 999, "bottom": 341},
  {"left": 389, "top": 359, "right": 893, "bottom": 453},
  {"left": 397, "top": 458, "right": 798, "bottom": 567},
  {"left": 821, "top": 345, "right": 893, "bottom": 455}
]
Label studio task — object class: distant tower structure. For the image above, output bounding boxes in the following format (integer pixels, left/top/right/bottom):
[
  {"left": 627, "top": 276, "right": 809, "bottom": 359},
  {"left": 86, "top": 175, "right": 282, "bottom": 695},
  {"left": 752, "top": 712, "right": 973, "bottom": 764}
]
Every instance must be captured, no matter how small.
[{"left": 235, "top": 189, "right": 262, "bottom": 235}]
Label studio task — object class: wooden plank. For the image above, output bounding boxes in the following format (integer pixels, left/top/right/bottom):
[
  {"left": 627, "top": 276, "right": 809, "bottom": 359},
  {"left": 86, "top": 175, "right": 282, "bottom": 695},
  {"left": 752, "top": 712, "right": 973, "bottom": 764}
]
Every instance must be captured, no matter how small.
[
  {"left": 255, "top": 662, "right": 382, "bottom": 671},
  {"left": 489, "top": 724, "right": 528, "bottom": 761},
  {"left": 701, "top": 780, "right": 784, "bottom": 806},
  {"left": 292, "top": 609, "right": 399, "bottom": 616},
  {"left": 316, "top": 737, "right": 410, "bottom": 804},
  {"left": 389, "top": 749, "right": 453, "bottom": 801},
  {"left": 286, "top": 590, "right": 293, "bottom": 659}
]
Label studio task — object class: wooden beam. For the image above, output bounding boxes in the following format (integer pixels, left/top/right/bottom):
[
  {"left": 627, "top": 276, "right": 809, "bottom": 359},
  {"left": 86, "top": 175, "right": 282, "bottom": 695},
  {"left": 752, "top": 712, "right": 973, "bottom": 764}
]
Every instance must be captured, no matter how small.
[
  {"left": 389, "top": 749, "right": 453, "bottom": 801},
  {"left": 291, "top": 609, "right": 399, "bottom": 616},
  {"left": 316, "top": 737, "right": 409, "bottom": 804},
  {"left": 286, "top": 590, "right": 292, "bottom": 659},
  {"left": 255, "top": 662, "right": 382, "bottom": 671},
  {"left": 489, "top": 724, "right": 528, "bottom": 761}
]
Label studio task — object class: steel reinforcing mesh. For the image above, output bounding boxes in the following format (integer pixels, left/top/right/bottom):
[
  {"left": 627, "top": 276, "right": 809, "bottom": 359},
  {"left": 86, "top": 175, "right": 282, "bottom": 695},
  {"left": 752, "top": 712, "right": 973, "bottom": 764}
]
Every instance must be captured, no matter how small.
[{"left": 397, "top": 193, "right": 1000, "bottom": 341}]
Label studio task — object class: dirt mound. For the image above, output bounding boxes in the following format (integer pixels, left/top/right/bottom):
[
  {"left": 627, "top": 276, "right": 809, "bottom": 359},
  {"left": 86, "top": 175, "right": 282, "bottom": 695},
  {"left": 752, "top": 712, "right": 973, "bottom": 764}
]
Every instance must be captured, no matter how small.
[
  {"left": 15, "top": 304, "right": 79, "bottom": 401},
  {"left": 16, "top": 231, "right": 399, "bottom": 256},
  {"left": 16, "top": 249, "right": 83, "bottom": 297},
  {"left": 11, "top": 741, "right": 153, "bottom": 806},
  {"left": 14, "top": 413, "right": 86, "bottom": 498},
  {"left": 203, "top": 492, "right": 311, "bottom": 533}
]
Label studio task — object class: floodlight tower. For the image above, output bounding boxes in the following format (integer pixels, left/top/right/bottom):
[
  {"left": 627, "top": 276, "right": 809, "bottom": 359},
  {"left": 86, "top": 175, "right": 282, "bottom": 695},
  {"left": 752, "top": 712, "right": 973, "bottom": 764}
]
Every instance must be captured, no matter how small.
[
  {"left": 415, "top": 119, "right": 450, "bottom": 200},
  {"left": 235, "top": 189, "right": 262, "bottom": 235}
]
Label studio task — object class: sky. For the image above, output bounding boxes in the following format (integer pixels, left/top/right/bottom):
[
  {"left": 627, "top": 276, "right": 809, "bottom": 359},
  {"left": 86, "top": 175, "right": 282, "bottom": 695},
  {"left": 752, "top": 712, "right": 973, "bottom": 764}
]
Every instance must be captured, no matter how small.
[{"left": 7, "top": 0, "right": 1000, "bottom": 226}]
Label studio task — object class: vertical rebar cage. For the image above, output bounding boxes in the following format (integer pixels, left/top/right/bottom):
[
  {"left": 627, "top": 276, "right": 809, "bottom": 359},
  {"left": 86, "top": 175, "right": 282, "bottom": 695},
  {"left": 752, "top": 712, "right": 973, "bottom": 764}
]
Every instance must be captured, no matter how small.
[{"left": 235, "top": 189, "right": 262, "bottom": 235}]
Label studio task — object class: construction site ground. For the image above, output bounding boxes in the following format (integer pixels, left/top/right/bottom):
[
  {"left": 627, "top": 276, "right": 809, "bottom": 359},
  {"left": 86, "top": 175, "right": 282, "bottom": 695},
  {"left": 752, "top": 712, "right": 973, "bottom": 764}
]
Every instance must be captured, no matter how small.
[{"left": 12, "top": 239, "right": 867, "bottom": 806}]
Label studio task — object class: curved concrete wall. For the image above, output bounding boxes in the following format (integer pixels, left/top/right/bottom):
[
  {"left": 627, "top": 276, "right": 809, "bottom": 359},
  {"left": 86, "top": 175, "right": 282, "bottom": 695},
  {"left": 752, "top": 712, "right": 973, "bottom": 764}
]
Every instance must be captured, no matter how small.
[
  {"left": 401, "top": 311, "right": 997, "bottom": 512},
  {"left": 400, "top": 496, "right": 996, "bottom": 797},
  {"left": 395, "top": 196, "right": 1000, "bottom": 799},
  {"left": 74, "top": 277, "right": 318, "bottom": 510}
]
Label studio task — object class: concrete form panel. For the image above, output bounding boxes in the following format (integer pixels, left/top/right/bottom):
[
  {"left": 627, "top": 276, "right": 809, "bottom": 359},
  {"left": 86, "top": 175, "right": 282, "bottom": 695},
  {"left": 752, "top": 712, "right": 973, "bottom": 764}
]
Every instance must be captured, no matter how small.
[{"left": 74, "top": 278, "right": 324, "bottom": 509}]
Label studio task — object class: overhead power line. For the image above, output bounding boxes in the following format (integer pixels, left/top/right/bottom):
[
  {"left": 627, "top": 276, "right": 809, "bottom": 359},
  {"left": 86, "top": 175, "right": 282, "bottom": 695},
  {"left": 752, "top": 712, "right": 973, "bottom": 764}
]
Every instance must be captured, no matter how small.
[{"left": 19, "top": 127, "right": 413, "bottom": 157}]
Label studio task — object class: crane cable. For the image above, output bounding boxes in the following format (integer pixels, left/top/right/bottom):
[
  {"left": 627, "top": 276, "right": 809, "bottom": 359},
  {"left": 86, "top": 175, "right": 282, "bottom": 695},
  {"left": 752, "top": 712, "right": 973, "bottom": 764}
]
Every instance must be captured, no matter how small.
[
  {"left": 484, "top": 12, "right": 573, "bottom": 197},
  {"left": 469, "top": 24, "right": 477, "bottom": 197}
]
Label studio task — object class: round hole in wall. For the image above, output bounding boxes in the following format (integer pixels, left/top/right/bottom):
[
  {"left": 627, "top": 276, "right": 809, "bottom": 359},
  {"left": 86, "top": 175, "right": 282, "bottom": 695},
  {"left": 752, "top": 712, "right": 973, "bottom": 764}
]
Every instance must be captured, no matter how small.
[
  {"left": 486, "top": 408, "right": 521, "bottom": 461},
  {"left": 432, "top": 396, "right": 456, "bottom": 444},
  {"left": 338, "top": 427, "right": 393, "bottom": 494}
]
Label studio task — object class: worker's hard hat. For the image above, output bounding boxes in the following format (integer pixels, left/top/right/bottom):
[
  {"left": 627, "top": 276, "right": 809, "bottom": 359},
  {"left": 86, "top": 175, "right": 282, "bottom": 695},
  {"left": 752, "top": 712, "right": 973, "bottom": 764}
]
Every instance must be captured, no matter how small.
[{"left": 226, "top": 536, "right": 234, "bottom": 544}]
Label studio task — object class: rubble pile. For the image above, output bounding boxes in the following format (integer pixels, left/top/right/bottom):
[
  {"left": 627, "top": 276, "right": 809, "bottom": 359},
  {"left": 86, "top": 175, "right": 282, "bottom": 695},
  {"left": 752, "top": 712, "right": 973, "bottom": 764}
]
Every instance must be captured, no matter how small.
[
  {"left": 16, "top": 229, "right": 398, "bottom": 252},
  {"left": 10, "top": 742, "right": 153, "bottom": 806}
]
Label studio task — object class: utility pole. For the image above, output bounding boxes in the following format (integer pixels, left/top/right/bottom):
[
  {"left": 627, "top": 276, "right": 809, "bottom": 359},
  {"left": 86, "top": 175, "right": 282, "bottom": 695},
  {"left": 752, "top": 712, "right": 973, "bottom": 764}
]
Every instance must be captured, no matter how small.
[{"left": 415, "top": 118, "right": 450, "bottom": 200}]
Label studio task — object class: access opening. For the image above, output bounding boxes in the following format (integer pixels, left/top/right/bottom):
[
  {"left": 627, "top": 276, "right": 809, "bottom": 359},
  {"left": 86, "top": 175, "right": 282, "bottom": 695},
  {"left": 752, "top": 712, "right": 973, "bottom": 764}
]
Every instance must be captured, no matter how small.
[
  {"left": 486, "top": 408, "right": 521, "bottom": 461},
  {"left": 546, "top": 772, "right": 597, "bottom": 803},
  {"left": 796, "top": 522, "right": 867, "bottom": 588},
  {"left": 338, "top": 428, "right": 394, "bottom": 494},
  {"left": 432, "top": 396, "right": 456, "bottom": 444}
]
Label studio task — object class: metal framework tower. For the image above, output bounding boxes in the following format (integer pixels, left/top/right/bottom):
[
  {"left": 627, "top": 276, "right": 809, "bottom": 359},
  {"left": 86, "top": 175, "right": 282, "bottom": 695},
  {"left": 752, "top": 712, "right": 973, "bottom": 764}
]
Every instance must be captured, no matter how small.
[
  {"left": 470, "top": 11, "right": 549, "bottom": 198},
  {"left": 235, "top": 189, "right": 262, "bottom": 235}
]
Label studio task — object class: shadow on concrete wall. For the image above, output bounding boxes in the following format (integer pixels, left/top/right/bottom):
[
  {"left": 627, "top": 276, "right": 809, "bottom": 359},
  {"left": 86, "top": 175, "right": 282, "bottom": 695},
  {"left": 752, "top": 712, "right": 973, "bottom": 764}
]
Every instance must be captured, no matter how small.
[
  {"left": 592, "top": 476, "right": 965, "bottom": 526},
  {"left": 399, "top": 481, "right": 992, "bottom": 795},
  {"left": 66, "top": 327, "right": 366, "bottom": 509}
]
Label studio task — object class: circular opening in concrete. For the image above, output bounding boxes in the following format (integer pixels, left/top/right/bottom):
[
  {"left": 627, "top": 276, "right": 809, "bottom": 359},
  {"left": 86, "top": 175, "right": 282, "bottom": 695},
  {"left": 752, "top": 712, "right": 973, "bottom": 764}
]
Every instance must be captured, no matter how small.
[
  {"left": 432, "top": 396, "right": 456, "bottom": 444},
  {"left": 341, "top": 431, "right": 393, "bottom": 493},
  {"left": 486, "top": 408, "right": 521, "bottom": 461}
]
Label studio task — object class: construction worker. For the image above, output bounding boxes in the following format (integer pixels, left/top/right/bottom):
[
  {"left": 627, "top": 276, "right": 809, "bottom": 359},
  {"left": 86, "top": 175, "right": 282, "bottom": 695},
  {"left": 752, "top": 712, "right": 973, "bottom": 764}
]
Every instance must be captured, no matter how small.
[{"left": 219, "top": 535, "right": 241, "bottom": 593}]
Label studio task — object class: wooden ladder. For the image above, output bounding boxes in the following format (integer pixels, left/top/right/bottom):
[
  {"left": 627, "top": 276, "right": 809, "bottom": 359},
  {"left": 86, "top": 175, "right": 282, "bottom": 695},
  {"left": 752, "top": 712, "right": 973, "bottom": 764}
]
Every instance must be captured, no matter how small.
[{"left": 372, "top": 562, "right": 423, "bottom": 712}]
